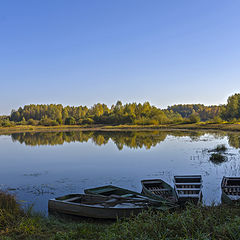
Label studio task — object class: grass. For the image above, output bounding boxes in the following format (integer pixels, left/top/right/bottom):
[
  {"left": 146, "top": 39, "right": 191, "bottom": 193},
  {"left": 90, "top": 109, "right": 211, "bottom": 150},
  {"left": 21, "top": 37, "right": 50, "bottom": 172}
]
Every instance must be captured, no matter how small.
[
  {"left": 1, "top": 122, "right": 240, "bottom": 135},
  {"left": 1, "top": 191, "right": 240, "bottom": 239}
]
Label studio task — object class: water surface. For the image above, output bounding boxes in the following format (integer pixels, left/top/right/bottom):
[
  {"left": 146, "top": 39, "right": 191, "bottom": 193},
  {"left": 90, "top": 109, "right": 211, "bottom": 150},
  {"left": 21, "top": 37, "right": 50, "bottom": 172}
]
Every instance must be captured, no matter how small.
[{"left": 0, "top": 130, "right": 240, "bottom": 213}]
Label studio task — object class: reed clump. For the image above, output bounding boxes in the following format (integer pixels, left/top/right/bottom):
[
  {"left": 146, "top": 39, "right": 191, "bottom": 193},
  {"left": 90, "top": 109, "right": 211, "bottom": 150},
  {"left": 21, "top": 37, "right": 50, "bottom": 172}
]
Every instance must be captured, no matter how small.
[
  {"left": 209, "top": 144, "right": 227, "bottom": 153},
  {"left": 210, "top": 153, "right": 227, "bottom": 165}
]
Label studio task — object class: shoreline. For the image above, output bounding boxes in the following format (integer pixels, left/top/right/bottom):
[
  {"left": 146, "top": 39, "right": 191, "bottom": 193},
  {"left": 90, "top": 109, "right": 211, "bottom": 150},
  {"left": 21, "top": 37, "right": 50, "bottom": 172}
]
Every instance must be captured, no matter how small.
[
  {"left": 0, "top": 123, "right": 240, "bottom": 134},
  {"left": 1, "top": 190, "right": 240, "bottom": 239}
]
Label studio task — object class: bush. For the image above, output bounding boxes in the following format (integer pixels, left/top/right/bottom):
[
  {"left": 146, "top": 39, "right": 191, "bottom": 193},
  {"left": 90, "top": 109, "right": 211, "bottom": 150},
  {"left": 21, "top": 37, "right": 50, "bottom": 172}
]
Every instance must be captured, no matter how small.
[
  {"left": 39, "top": 118, "right": 59, "bottom": 126},
  {"left": 0, "top": 120, "right": 16, "bottom": 127},
  {"left": 27, "top": 119, "right": 38, "bottom": 126},
  {"left": 81, "top": 118, "right": 94, "bottom": 125},
  {"left": 188, "top": 113, "right": 200, "bottom": 123},
  {"left": 209, "top": 116, "right": 223, "bottom": 124}
]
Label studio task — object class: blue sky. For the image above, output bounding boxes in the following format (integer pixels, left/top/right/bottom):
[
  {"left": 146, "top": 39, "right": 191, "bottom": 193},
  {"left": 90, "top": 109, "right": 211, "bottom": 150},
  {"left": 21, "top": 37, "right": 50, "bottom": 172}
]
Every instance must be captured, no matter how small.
[{"left": 0, "top": 1, "right": 240, "bottom": 114}]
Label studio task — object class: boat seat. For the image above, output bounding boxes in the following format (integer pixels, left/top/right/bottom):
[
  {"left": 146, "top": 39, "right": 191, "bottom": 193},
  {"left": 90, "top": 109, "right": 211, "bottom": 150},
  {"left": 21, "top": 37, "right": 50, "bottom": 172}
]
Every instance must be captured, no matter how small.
[
  {"left": 176, "top": 188, "right": 200, "bottom": 191},
  {"left": 156, "top": 189, "right": 170, "bottom": 192},
  {"left": 65, "top": 197, "right": 82, "bottom": 202},
  {"left": 121, "top": 194, "right": 135, "bottom": 197},
  {"left": 178, "top": 194, "right": 199, "bottom": 198},
  {"left": 93, "top": 188, "right": 116, "bottom": 194},
  {"left": 175, "top": 183, "right": 202, "bottom": 185}
]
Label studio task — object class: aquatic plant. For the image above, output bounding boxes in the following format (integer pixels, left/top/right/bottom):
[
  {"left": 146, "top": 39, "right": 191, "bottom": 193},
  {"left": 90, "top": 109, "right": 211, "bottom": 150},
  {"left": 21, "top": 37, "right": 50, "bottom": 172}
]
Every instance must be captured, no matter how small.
[
  {"left": 210, "top": 153, "right": 227, "bottom": 165},
  {"left": 209, "top": 144, "right": 227, "bottom": 153}
]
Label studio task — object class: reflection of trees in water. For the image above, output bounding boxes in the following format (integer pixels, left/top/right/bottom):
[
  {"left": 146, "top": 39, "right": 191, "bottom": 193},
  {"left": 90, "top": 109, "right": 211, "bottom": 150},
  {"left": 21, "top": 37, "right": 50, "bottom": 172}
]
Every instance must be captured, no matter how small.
[
  {"left": 11, "top": 131, "right": 169, "bottom": 150},
  {"left": 10, "top": 130, "right": 237, "bottom": 150},
  {"left": 227, "top": 133, "right": 240, "bottom": 149},
  {"left": 11, "top": 131, "right": 94, "bottom": 146}
]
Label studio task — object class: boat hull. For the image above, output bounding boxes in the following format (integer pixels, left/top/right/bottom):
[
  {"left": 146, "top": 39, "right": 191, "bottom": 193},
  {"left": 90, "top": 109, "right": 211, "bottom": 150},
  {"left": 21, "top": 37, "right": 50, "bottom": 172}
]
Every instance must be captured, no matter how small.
[
  {"left": 48, "top": 199, "right": 144, "bottom": 219},
  {"left": 48, "top": 194, "right": 154, "bottom": 219}
]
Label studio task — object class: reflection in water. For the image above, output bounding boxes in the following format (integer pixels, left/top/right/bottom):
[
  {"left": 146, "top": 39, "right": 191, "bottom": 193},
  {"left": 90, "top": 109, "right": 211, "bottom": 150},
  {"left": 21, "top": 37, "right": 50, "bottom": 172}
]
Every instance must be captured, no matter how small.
[
  {"left": 228, "top": 133, "right": 240, "bottom": 149},
  {"left": 10, "top": 130, "right": 240, "bottom": 149},
  {"left": 10, "top": 130, "right": 229, "bottom": 149}
]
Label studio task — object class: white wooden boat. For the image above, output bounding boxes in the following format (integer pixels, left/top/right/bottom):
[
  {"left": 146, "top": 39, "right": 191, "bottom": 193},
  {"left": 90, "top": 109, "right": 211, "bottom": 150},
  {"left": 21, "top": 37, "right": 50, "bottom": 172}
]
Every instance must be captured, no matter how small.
[{"left": 174, "top": 175, "right": 202, "bottom": 204}]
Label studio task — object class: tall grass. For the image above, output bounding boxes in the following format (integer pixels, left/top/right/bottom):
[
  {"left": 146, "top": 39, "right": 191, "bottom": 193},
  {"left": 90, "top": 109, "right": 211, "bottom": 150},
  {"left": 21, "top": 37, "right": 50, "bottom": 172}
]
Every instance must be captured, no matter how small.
[
  {"left": 0, "top": 191, "right": 20, "bottom": 213},
  {"left": 1, "top": 191, "right": 240, "bottom": 239}
]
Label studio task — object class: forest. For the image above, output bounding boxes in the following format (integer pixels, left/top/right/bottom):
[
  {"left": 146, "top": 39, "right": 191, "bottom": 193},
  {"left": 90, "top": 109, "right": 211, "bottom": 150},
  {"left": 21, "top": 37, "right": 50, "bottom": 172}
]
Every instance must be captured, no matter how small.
[{"left": 0, "top": 93, "right": 240, "bottom": 127}]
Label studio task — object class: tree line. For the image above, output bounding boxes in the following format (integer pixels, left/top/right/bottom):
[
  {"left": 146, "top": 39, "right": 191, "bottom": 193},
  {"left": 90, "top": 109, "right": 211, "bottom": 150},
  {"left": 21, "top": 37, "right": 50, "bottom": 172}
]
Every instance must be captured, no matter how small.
[{"left": 1, "top": 93, "right": 240, "bottom": 127}]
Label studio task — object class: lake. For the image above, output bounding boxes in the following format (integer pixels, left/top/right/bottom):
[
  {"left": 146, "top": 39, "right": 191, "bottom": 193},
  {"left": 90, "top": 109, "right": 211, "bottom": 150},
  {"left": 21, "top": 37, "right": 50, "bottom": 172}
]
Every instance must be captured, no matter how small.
[{"left": 0, "top": 130, "right": 240, "bottom": 214}]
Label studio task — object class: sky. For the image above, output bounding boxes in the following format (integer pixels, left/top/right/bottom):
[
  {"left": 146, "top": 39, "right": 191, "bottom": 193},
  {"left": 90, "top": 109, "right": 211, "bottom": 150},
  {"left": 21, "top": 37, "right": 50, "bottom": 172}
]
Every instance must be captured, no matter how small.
[{"left": 0, "top": 0, "right": 240, "bottom": 115}]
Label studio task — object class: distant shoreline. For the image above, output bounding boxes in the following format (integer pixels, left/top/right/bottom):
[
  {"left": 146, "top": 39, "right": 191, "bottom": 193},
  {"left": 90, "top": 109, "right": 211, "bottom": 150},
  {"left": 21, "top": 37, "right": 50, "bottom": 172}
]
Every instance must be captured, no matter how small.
[{"left": 0, "top": 123, "right": 240, "bottom": 134}]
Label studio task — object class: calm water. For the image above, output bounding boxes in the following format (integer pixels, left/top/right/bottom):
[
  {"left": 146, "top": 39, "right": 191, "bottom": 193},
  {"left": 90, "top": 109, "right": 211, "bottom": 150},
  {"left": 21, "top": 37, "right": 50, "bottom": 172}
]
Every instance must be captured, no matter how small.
[{"left": 0, "top": 130, "right": 240, "bottom": 214}]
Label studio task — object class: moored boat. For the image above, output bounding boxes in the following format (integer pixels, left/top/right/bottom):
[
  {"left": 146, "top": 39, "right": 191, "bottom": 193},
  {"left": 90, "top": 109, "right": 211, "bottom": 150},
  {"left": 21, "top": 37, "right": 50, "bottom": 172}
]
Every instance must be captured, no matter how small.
[
  {"left": 221, "top": 176, "right": 240, "bottom": 204},
  {"left": 174, "top": 175, "right": 202, "bottom": 204},
  {"left": 48, "top": 193, "right": 173, "bottom": 219},
  {"left": 141, "top": 179, "right": 178, "bottom": 203},
  {"left": 84, "top": 185, "right": 142, "bottom": 198}
]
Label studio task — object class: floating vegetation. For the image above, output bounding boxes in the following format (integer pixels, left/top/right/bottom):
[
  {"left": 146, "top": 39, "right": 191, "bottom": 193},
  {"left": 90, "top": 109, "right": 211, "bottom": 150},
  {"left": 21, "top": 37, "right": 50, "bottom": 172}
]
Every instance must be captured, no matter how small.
[
  {"left": 210, "top": 153, "right": 227, "bottom": 165},
  {"left": 209, "top": 144, "right": 227, "bottom": 153},
  {"left": 23, "top": 171, "right": 48, "bottom": 177},
  {"left": 14, "top": 184, "right": 56, "bottom": 195}
]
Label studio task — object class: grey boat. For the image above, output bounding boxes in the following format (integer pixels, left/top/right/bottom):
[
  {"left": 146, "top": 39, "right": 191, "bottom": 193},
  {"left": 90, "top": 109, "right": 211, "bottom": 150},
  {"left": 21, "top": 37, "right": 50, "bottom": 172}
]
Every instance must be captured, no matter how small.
[
  {"left": 174, "top": 175, "right": 202, "bottom": 204},
  {"left": 48, "top": 193, "right": 174, "bottom": 219}
]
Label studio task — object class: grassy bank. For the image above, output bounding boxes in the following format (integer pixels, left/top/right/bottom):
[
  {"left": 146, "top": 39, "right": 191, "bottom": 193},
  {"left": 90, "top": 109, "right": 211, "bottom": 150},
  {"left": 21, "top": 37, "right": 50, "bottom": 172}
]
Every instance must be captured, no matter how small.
[
  {"left": 1, "top": 122, "right": 240, "bottom": 135},
  {"left": 1, "top": 191, "right": 240, "bottom": 240}
]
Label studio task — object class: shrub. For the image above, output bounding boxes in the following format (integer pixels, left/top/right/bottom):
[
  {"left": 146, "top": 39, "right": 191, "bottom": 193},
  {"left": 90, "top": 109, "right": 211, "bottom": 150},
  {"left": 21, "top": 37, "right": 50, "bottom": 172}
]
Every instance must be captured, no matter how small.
[
  {"left": 81, "top": 118, "right": 94, "bottom": 125},
  {"left": 27, "top": 119, "right": 38, "bottom": 126},
  {"left": 39, "top": 118, "right": 59, "bottom": 126},
  {"left": 189, "top": 113, "right": 200, "bottom": 123}
]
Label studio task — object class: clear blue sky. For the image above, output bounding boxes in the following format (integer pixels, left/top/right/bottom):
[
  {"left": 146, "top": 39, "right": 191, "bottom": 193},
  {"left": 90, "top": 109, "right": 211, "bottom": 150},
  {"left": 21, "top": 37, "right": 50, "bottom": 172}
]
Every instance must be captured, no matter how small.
[{"left": 1, "top": 0, "right": 240, "bottom": 115}]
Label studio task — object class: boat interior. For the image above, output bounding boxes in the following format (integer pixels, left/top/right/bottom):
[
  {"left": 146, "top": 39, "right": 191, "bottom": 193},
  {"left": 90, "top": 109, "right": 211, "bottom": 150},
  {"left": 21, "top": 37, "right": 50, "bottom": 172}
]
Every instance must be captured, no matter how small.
[
  {"left": 85, "top": 186, "right": 140, "bottom": 197},
  {"left": 222, "top": 178, "right": 240, "bottom": 196},
  {"left": 145, "top": 183, "right": 172, "bottom": 196},
  {"left": 55, "top": 193, "right": 149, "bottom": 208},
  {"left": 174, "top": 176, "right": 202, "bottom": 197}
]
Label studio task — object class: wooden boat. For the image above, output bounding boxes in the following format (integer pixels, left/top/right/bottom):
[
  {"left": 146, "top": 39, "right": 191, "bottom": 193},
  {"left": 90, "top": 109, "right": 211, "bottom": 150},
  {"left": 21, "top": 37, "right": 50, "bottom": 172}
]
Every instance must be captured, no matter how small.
[
  {"left": 174, "top": 175, "right": 202, "bottom": 204},
  {"left": 84, "top": 185, "right": 143, "bottom": 198},
  {"left": 141, "top": 179, "right": 178, "bottom": 203},
  {"left": 48, "top": 193, "right": 173, "bottom": 219},
  {"left": 221, "top": 176, "right": 240, "bottom": 204}
]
